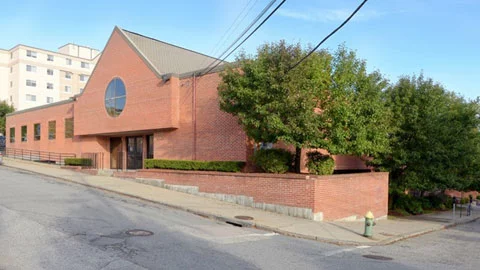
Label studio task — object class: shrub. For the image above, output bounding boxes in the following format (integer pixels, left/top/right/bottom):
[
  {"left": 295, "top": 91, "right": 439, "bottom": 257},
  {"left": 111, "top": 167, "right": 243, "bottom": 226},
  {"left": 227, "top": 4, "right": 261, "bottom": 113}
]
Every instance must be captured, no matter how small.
[
  {"left": 306, "top": 151, "right": 335, "bottom": 175},
  {"left": 65, "top": 158, "right": 92, "bottom": 167},
  {"left": 144, "top": 159, "right": 245, "bottom": 172},
  {"left": 477, "top": 195, "right": 480, "bottom": 200},
  {"left": 252, "top": 148, "right": 293, "bottom": 174},
  {"left": 460, "top": 197, "right": 470, "bottom": 204}
]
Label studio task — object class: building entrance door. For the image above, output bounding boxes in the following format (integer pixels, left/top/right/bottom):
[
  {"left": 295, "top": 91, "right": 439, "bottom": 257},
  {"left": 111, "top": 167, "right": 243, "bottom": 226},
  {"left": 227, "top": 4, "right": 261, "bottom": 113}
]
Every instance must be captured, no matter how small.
[
  {"left": 110, "top": 137, "right": 123, "bottom": 170},
  {"left": 127, "top": 136, "right": 143, "bottom": 170}
]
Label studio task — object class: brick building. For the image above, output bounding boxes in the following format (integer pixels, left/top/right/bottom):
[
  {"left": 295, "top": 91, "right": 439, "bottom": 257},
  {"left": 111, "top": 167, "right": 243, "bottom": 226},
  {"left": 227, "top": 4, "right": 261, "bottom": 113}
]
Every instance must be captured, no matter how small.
[{"left": 6, "top": 27, "right": 369, "bottom": 172}]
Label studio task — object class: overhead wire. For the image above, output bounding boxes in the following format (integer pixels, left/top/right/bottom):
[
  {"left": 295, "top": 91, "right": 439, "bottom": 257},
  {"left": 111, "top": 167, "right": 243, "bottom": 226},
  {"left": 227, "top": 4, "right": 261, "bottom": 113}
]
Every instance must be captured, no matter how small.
[
  {"left": 201, "top": 0, "right": 287, "bottom": 75},
  {"left": 206, "top": 0, "right": 260, "bottom": 62},
  {"left": 287, "top": 0, "right": 368, "bottom": 72},
  {"left": 200, "top": 0, "right": 279, "bottom": 75}
]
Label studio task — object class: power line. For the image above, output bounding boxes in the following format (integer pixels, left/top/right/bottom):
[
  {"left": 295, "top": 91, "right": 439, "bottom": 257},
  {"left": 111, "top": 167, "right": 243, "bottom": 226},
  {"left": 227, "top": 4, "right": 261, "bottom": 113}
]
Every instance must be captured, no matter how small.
[
  {"left": 202, "top": 0, "right": 287, "bottom": 75},
  {"left": 208, "top": 0, "right": 260, "bottom": 61},
  {"left": 288, "top": 0, "right": 368, "bottom": 72},
  {"left": 201, "top": 0, "right": 278, "bottom": 75}
]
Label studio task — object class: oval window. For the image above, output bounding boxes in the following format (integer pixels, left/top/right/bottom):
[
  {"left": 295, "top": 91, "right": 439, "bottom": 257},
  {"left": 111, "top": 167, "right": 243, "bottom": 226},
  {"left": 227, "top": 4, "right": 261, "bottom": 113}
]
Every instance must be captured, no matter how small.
[{"left": 105, "top": 78, "right": 126, "bottom": 117}]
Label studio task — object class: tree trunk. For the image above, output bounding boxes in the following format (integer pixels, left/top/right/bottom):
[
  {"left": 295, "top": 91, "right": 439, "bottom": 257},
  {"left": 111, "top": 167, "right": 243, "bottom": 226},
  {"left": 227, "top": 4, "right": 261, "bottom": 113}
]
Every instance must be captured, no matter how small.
[{"left": 295, "top": 147, "right": 302, "bottom": 173}]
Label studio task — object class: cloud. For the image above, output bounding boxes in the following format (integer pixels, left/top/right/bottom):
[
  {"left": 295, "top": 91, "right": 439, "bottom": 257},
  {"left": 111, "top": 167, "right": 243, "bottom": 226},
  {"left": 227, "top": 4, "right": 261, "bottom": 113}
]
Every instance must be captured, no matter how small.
[{"left": 277, "top": 8, "right": 387, "bottom": 23}]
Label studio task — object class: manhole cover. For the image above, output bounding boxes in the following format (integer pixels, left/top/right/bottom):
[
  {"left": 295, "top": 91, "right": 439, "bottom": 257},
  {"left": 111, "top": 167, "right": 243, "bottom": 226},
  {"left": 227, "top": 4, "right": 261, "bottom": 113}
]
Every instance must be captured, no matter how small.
[
  {"left": 362, "top": 255, "right": 393, "bottom": 261},
  {"left": 234, "top": 215, "right": 254, "bottom": 220},
  {"left": 125, "top": 229, "right": 154, "bottom": 236}
]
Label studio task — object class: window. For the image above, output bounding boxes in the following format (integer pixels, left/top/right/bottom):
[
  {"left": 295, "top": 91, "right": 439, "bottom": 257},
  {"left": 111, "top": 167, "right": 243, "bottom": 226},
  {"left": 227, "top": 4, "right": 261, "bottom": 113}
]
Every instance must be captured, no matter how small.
[
  {"left": 47, "top": 54, "right": 54, "bottom": 61},
  {"left": 47, "top": 83, "right": 53, "bottom": 89},
  {"left": 48, "top": 121, "right": 56, "bottom": 140},
  {"left": 80, "top": 88, "right": 84, "bottom": 93},
  {"left": 34, "top": 123, "right": 41, "bottom": 141},
  {"left": 10, "top": 67, "right": 12, "bottom": 73},
  {"left": 64, "top": 86, "right": 71, "bottom": 93},
  {"left": 10, "top": 81, "right": 12, "bottom": 88},
  {"left": 21, "top": 125, "right": 27, "bottom": 142},
  {"left": 9, "top": 127, "right": 15, "bottom": 143},
  {"left": 10, "top": 52, "right": 13, "bottom": 59},
  {"left": 47, "top": 69, "right": 53, "bottom": 75},
  {"left": 79, "top": 74, "right": 89, "bottom": 82},
  {"left": 81, "top": 62, "right": 89, "bottom": 68},
  {"left": 65, "top": 118, "right": 74, "bottom": 138},
  {"left": 26, "top": 65, "right": 36, "bottom": 72},
  {"left": 26, "top": 80, "right": 36, "bottom": 87},
  {"left": 105, "top": 78, "right": 126, "bottom": 117},
  {"left": 65, "top": 72, "right": 72, "bottom": 79},
  {"left": 66, "top": 58, "right": 72, "bottom": 65},
  {"left": 26, "top": 94, "right": 36, "bottom": 101},
  {"left": 26, "top": 50, "right": 37, "bottom": 58},
  {"left": 46, "top": 97, "right": 54, "bottom": 103}
]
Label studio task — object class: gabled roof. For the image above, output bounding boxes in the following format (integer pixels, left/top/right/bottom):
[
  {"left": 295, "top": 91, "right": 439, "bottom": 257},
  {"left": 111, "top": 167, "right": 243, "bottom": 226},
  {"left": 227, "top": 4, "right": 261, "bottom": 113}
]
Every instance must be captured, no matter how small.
[{"left": 118, "top": 27, "right": 225, "bottom": 77}]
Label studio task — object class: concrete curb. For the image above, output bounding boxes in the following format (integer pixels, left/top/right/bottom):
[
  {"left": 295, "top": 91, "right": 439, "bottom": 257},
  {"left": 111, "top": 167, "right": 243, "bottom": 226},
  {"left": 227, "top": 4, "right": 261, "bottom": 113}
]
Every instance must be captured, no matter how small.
[{"left": 3, "top": 163, "right": 478, "bottom": 247}]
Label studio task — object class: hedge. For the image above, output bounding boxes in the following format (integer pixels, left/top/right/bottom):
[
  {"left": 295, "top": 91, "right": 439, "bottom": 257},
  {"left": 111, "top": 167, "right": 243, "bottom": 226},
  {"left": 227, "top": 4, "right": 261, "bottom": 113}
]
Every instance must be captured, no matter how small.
[
  {"left": 251, "top": 148, "right": 293, "bottom": 174},
  {"left": 64, "top": 158, "right": 92, "bottom": 167},
  {"left": 144, "top": 159, "right": 245, "bottom": 172},
  {"left": 306, "top": 151, "right": 335, "bottom": 175}
]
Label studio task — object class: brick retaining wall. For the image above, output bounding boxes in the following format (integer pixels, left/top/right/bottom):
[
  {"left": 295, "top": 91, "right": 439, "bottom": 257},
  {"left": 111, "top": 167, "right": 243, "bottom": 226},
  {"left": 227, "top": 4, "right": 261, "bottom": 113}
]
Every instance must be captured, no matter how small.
[{"left": 114, "top": 169, "right": 388, "bottom": 221}]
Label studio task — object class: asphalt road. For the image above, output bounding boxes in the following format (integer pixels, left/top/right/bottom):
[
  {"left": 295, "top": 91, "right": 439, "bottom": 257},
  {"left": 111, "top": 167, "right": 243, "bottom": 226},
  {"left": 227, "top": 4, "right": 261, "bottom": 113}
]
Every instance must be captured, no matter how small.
[{"left": 0, "top": 166, "right": 478, "bottom": 270}]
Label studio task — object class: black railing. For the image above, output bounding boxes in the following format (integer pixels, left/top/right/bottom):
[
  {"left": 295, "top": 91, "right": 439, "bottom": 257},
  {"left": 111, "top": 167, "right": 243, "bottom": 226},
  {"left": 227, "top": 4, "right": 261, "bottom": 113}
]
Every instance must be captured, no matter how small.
[
  {"left": 5, "top": 148, "right": 76, "bottom": 166},
  {"left": 81, "top": 152, "right": 104, "bottom": 169}
]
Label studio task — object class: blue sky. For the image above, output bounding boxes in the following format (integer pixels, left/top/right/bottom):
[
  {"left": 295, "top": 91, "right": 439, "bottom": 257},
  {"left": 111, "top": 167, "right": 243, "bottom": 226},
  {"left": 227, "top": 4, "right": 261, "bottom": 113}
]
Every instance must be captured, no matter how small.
[{"left": 1, "top": 0, "right": 478, "bottom": 100}]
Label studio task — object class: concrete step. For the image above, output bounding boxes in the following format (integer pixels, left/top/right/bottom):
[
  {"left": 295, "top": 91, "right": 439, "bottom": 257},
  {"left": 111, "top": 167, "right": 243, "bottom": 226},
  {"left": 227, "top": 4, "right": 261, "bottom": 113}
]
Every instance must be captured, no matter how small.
[
  {"left": 163, "top": 184, "right": 199, "bottom": 194},
  {"left": 97, "top": 170, "right": 114, "bottom": 177},
  {"left": 133, "top": 178, "right": 165, "bottom": 187}
]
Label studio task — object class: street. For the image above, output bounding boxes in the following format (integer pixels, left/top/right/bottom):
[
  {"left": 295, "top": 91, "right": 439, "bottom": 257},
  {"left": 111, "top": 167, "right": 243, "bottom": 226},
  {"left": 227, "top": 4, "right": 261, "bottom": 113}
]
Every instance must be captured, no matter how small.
[{"left": 0, "top": 166, "right": 478, "bottom": 270}]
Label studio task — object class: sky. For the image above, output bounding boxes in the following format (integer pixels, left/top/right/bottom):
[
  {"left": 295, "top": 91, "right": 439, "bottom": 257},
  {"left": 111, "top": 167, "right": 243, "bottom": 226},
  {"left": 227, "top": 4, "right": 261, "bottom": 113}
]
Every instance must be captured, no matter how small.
[{"left": 1, "top": 0, "right": 478, "bottom": 100}]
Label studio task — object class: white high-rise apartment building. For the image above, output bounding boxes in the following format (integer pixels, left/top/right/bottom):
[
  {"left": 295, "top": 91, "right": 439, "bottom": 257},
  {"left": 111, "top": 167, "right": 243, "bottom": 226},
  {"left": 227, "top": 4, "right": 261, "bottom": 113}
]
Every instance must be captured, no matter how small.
[{"left": 0, "top": 43, "right": 100, "bottom": 110}]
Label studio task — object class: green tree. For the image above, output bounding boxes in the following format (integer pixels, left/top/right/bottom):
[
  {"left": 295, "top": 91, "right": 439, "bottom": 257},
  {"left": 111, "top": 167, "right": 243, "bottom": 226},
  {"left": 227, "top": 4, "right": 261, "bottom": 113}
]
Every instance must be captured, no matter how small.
[
  {"left": 0, "top": 101, "right": 14, "bottom": 135},
  {"left": 376, "top": 75, "right": 480, "bottom": 193},
  {"left": 218, "top": 42, "right": 390, "bottom": 172}
]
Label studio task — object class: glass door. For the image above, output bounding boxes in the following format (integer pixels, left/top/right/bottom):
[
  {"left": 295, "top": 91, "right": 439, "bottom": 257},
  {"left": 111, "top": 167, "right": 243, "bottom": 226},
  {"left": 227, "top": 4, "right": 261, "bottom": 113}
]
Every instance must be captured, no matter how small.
[{"left": 127, "top": 136, "right": 143, "bottom": 170}]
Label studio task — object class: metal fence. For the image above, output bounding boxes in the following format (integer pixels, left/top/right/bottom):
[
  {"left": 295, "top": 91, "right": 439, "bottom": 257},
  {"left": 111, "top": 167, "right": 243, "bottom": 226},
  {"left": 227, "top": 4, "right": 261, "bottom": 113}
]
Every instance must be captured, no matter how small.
[
  {"left": 4, "top": 148, "right": 76, "bottom": 166},
  {"left": 81, "top": 152, "right": 104, "bottom": 169}
]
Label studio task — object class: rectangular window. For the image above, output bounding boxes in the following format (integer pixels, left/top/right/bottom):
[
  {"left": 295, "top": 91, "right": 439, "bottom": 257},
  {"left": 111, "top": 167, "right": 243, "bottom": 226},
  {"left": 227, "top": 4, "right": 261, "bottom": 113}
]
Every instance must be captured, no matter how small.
[
  {"left": 65, "top": 117, "right": 74, "bottom": 138},
  {"left": 47, "top": 54, "right": 54, "bottom": 61},
  {"left": 48, "top": 121, "right": 56, "bottom": 140},
  {"left": 66, "top": 58, "right": 72, "bottom": 65},
  {"left": 26, "top": 94, "right": 36, "bottom": 101},
  {"left": 46, "top": 97, "right": 54, "bottom": 103},
  {"left": 10, "top": 52, "right": 13, "bottom": 59},
  {"left": 9, "top": 127, "right": 15, "bottom": 143},
  {"left": 21, "top": 125, "right": 27, "bottom": 142},
  {"left": 26, "top": 80, "right": 36, "bottom": 87},
  {"left": 80, "top": 88, "right": 84, "bottom": 93},
  {"left": 81, "top": 62, "right": 89, "bottom": 68},
  {"left": 26, "top": 50, "right": 37, "bottom": 58},
  {"left": 47, "top": 83, "right": 53, "bottom": 89},
  {"left": 47, "top": 69, "right": 53, "bottom": 75},
  {"left": 34, "top": 123, "right": 41, "bottom": 141},
  {"left": 26, "top": 65, "right": 36, "bottom": 72},
  {"left": 79, "top": 74, "right": 89, "bottom": 81},
  {"left": 64, "top": 86, "right": 71, "bottom": 93},
  {"left": 10, "top": 67, "right": 12, "bottom": 73},
  {"left": 65, "top": 71, "right": 72, "bottom": 79},
  {"left": 10, "top": 81, "right": 12, "bottom": 88}
]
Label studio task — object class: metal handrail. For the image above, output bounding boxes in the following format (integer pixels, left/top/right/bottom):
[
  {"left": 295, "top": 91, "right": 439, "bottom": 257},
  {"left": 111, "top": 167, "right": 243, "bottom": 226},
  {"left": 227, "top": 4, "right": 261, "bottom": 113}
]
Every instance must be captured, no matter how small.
[{"left": 4, "top": 147, "right": 76, "bottom": 166}]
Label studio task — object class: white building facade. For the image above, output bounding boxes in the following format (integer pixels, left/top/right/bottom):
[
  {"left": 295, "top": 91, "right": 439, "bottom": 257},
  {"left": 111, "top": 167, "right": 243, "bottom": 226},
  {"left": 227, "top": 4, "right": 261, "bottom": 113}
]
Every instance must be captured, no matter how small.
[{"left": 0, "top": 43, "right": 100, "bottom": 110}]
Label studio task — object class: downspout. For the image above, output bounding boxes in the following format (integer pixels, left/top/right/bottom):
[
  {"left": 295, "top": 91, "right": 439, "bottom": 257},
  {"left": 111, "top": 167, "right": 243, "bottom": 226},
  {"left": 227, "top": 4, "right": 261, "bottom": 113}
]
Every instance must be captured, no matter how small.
[{"left": 193, "top": 73, "right": 197, "bottom": 160}]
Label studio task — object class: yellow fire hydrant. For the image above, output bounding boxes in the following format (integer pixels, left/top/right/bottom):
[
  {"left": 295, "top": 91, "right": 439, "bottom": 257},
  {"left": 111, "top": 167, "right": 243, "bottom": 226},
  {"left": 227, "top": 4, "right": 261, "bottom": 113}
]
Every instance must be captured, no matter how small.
[{"left": 363, "top": 211, "right": 376, "bottom": 238}]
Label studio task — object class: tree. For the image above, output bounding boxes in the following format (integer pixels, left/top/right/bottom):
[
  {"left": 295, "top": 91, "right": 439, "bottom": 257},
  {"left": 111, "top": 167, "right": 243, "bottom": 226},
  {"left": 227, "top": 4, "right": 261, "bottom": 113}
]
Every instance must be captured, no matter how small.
[
  {"left": 0, "top": 101, "right": 14, "bottom": 135},
  {"left": 376, "top": 75, "right": 480, "bottom": 192},
  {"left": 218, "top": 42, "right": 390, "bottom": 172}
]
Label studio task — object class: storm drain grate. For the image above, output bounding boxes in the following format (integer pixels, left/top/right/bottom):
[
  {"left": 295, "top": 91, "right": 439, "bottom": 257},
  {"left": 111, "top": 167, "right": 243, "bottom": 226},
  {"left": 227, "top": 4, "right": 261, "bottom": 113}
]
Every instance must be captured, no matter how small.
[
  {"left": 234, "top": 215, "right": 254, "bottom": 220},
  {"left": 362, "top": 255, "right": 393, "bottom": 261},
  {"left": 125, "top": 229, "right": 154, "bottom": 236}
]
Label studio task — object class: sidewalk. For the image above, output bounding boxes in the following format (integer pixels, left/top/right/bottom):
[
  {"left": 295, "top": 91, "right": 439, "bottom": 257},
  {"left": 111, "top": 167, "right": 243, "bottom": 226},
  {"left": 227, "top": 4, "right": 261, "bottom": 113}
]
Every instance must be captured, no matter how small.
[{"left": 2, "top": 158, "right": 479, "bottom": 246}]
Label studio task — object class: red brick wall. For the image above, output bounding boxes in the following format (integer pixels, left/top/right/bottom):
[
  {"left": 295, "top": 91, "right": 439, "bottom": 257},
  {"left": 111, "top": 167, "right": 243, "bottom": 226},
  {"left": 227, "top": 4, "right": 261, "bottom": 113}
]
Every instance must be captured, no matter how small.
[
  {"left": 313, "top": 172, "right": 389, "bottom": 220},
  {"left": 6, "top": 102, "right": 108, "bottom": 157},
  {"left": 116, "top": 169, "right": 388, "bottom": 221}
]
